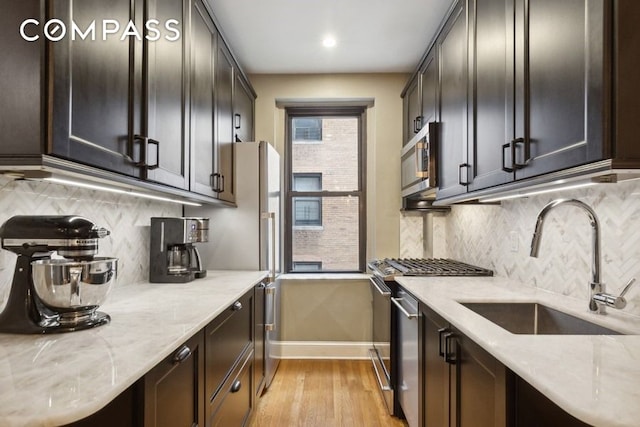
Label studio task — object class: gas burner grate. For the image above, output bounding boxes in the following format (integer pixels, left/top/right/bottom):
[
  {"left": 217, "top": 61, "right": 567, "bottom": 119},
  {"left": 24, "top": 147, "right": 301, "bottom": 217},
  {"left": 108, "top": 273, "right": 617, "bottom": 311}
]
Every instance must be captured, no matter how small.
[{"left": 385, "top": 258, "right": 493, "bottom": 277}]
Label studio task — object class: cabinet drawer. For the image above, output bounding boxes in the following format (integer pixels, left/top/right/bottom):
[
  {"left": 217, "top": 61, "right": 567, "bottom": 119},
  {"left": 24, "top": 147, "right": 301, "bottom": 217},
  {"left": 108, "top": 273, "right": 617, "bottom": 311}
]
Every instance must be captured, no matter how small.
[
  {"left": 143, "top": 332, "right": 205, "bottom": 427},
  {"left": 209, "top": 348, "right": 254, "bottom": 427},
  {"left": 205, "top": 290, "right": 253, "bottom": 401}
]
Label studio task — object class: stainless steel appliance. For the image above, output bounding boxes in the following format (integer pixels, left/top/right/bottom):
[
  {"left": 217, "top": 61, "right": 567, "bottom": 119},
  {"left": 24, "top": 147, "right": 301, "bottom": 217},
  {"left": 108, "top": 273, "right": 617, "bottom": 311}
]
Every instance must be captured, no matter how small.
[
  {"left": 149, "top": 217, "right": 209, "bottom": 283},
  {"left": 401, "top": 122, "right": 438, "bottom": 200},
  {"left": 367, "top": 258, "right": 493, "bottom": 422},
  {"left": 0, "top": 215, "right": 117, "bottom": 334},
  {"left": 186, "top": 141, "right": 281, "bottom": 393}
]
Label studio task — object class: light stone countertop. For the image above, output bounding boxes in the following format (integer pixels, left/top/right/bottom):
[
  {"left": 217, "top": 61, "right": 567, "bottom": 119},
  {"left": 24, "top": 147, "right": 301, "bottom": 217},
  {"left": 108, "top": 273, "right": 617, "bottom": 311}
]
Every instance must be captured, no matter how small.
[
  {"left": 0, "top": 270, "right": 268, "bottom": 427},
  {"left": 396, "top": 276, "right": 640, "bottom": 427}
]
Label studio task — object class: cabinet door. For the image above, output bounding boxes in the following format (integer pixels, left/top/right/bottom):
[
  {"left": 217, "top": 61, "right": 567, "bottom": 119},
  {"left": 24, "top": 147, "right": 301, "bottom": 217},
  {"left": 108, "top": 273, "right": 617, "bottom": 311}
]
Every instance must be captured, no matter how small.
[
  {"left": 50, "top": 0, "right": 141, "bottom": 177},
  {"left": 515, "top": 0, "right": 604, "bottom": 179},
  {"left": 468, "top": 0, "right": 516, "bottom": 191},
  {"left": 215, "top": 41, "right": 236, "bottom": 203},
  {"left": 436, "top": 1, "right": 470, "bottom": 199},
  {"left": 190, "top": 0, "right": 217, "bottom": 197},
  {"left": 234, "top": 74, "right": 255, "bottom": 143},
  {"left": 210, "top": 352, "right": 254, "bottom": 427},
  {"left": 205, "top": 290, "right": 253, "bottom": 403},
  {"left": 144, "top": 0, "right": 189, "bottom": 188},
  {"left": 423, "top": 307, "right": 451, "bottom": 427},
  {"left": 421, "top": 51, "right": 438, "bottom": 127},
  {"left": 143, "top": 332, "right": 205, "bottom": 427},
  {"left": 452, "top": 329, "right": 507, "bottom": 427},
  {"left": 403, "top": 76, "right": 422, "bottom": 145}
]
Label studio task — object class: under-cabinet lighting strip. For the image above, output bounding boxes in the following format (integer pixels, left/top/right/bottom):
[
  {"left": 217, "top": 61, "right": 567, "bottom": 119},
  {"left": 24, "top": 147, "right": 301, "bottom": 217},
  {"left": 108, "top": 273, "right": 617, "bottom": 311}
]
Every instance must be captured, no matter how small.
[
  {"left": 479, "top": 182, "right": 599, "bottom": 203},
  {"left": 43, "top": 177, "right": 202, "bottom": 206}
]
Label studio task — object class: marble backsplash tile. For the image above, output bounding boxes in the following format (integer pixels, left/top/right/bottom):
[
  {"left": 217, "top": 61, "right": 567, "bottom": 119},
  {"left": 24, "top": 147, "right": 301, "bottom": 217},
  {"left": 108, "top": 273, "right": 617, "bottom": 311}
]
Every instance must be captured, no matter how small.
[
  {"left": 402, "top": 179, "right": 640, "bottom": 318},
  {"left": 0, "top": 176, "right": 182, "bottom": 311}
]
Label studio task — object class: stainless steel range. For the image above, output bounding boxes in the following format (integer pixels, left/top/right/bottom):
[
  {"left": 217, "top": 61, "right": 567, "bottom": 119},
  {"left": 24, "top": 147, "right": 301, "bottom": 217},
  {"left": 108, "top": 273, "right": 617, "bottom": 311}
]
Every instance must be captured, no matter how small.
[{"left": 367, "top": 258, "right": 492, "bottom": 419}]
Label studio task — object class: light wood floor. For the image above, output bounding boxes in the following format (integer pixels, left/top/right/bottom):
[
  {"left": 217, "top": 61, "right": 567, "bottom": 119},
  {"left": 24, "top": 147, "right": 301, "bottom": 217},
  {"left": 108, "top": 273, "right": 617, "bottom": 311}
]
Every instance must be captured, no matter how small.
[{"left": 249, "top": 359, "right": 407, "bottom": 427}]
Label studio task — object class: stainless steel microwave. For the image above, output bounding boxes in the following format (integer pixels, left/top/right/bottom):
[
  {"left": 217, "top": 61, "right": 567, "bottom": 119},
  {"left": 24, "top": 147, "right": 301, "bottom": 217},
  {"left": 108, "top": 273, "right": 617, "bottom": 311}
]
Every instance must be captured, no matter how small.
[{"left": 401, "top": 121, "right": 438, "bottom": 199}]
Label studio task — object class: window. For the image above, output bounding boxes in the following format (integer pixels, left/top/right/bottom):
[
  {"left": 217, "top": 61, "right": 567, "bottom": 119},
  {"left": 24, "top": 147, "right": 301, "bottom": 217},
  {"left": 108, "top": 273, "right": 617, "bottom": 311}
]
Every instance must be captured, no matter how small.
[
  {"left": 285, "top": 107, "right": 366, "bottom": 273},
  {"left": 292, "top": 261, "right": 323, "bottom": 271},
  {"left": 293, "top": 118, "right": 322, "bottom": 141},
  {"left": 293, "top": 173, "right": 322, "bottom": 227}
]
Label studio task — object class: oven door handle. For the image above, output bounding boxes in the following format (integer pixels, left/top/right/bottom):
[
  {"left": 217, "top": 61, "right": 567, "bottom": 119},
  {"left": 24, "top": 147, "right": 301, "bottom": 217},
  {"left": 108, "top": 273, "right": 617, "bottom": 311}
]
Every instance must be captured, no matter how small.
[
  {"left": 391, "top": 297, "right": 419, "bottom": 319},
  {"left": 368, "top": 349, "right": 392, "bottom": 391},
  {"left": 369, "top": 278, "right": 391, "bottom": 297}
]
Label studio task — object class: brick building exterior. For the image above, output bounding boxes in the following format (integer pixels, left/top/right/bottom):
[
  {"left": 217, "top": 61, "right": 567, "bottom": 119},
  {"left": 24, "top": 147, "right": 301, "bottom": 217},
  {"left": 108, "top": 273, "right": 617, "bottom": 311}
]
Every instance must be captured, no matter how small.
[{"left": 291, "top": 117, "right": 360, "bottom": 271}]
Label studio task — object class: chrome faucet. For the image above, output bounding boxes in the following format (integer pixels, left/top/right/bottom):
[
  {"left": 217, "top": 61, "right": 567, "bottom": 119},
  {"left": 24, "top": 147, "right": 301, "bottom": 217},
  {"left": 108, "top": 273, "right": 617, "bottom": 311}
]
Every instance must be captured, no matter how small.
[
  {"left": 529, "top": 198, "right": 640, "bottom": 315},
  {"left": 530, "top": 199, "right": 604, "bottom": 312}
]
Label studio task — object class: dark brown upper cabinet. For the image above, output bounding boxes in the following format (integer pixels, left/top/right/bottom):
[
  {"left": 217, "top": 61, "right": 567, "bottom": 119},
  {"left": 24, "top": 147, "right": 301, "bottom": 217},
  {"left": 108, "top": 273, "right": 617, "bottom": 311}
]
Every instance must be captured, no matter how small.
[
  {"left": 49, "top": 0, "right": 189, "bottom": 189},
  {"left": 435, "top": 0, "right": 469, "bottom": 200},
  {"left": 49, "top": 0, "right": 143, "bottom": 178},
  {"left": 234, "top": 73, "right": 255, "bottom": 144},
  {"left": 215, "top": 41, "right": 236, "bottom": 203},
  {"left": 1, "top": 0, "right": 255, "bottom": 205},
  {"left": 190, "top": 0, "right": 218, "bottom": 198},
  {"left": 403, "top": 0, "right": 640, "bottom": 203}
]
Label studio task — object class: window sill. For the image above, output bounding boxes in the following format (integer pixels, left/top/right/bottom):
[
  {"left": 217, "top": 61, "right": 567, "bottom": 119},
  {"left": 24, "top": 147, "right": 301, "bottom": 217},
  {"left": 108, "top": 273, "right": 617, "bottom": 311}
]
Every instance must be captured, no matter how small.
[
  {"left": 292, "top": 225, "right": 324, "bottom": 231},
  {"left": 279, "top": 273, "right": 371, "bottom": 281}
]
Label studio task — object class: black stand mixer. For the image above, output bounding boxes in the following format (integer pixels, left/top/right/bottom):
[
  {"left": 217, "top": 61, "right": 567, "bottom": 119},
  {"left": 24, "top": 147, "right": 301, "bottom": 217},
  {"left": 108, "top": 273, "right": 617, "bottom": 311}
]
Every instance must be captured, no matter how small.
[{"left": 0, "top": 216, "right": 118, "bottom": 334}]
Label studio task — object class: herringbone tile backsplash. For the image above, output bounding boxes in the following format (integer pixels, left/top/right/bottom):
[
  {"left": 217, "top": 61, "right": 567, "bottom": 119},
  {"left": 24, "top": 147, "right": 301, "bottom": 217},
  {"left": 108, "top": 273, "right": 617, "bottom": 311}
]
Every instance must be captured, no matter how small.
[
  {"left": 408, "top": 178, "right": 640, "bottom": 318},
  {"left": 0, "top": 176, "right": 181, "bottom": 310}
]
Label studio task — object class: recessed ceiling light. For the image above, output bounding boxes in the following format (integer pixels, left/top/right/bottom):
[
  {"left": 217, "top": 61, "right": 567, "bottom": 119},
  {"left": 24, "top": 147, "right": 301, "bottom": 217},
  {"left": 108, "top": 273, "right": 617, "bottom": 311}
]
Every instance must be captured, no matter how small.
[{"left": 322, "top": 36, "right": 336, "bottom": 48}]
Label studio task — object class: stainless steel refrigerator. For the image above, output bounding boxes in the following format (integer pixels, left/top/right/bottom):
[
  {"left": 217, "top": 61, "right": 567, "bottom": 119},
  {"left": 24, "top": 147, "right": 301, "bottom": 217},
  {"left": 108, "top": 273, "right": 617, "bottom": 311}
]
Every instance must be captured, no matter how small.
[{"left": 185, "top": 140, "right": 281, "bottom": 393}]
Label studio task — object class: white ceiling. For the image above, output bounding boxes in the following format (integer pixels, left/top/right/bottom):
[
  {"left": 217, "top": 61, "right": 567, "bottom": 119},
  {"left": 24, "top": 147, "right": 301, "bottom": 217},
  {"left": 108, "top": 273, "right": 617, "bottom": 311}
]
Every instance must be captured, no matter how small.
[{"left": 206, "top": 0, "right": 455, "bottom": 74}]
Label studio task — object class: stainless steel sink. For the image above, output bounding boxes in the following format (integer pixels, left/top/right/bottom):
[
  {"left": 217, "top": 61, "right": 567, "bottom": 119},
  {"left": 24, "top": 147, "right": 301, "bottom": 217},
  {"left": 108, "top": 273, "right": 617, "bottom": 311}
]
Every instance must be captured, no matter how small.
[{"left": 461, "top": 302, "right": 621, "bottom": 335}]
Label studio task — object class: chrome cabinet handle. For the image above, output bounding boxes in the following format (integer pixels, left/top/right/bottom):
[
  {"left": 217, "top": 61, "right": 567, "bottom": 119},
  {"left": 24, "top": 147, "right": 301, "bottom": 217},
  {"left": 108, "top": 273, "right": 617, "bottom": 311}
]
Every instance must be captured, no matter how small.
[
  {"left": 234, "top": 113, "right": 241, "bottom": 129},
  {"left": 391, "top": 297, "right": 418, "bottom": 319},
  {"left": 232, "top": 301, "right": 242, "bottom": 311},
  {"left": 231, "top": 380, "right": 242, "bottom": 393},
  {"left": 172, "top": 345, "right": 192, "bottom": 364}
]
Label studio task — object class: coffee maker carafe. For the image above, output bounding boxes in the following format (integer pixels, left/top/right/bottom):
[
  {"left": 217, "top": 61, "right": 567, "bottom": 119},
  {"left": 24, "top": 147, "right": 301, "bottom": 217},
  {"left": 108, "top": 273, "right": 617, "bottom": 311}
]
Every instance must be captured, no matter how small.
[{"left": 149, "top": 217, "right": 208, "bottom": 283}]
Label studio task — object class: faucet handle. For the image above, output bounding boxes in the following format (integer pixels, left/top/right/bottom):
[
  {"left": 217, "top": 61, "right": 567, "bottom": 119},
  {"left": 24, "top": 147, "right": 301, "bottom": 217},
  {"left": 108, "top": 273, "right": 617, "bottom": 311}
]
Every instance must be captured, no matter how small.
[
  {"left": 619, "top": 278, "right": 637, "bottom": 298},
  {"left": 593, "top": 278, "right": 637, "bottom": 310}
]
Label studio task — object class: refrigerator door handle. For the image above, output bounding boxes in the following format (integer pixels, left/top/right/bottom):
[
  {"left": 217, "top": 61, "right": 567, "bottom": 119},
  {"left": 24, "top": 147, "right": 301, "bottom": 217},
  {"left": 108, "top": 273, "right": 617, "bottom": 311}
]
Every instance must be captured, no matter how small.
[
  {"left": 265, "top": 284, "right": 276, "bottom": 331},
  {"left": 261, "top": 211, "right": 277, "bottom": 283}
]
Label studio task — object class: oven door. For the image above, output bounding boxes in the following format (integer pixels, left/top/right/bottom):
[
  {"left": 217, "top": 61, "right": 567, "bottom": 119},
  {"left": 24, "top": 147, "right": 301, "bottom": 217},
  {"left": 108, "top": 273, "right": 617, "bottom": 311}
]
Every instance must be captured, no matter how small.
[
  {"left": 369, "top": 276, "right": 394, "bottom": 414},
  {"left": 401, "top": 121, "right": 439, "bottom": 199}
]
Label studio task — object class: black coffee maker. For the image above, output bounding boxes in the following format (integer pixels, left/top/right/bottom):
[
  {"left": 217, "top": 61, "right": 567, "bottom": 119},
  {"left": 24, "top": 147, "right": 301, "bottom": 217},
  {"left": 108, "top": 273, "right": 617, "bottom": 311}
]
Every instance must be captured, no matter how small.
[
  {"left": 0, "top": 215, "right": 117, "bottom": 334},
  {"left": 149, "top": 217, "right": 208, "bottom": 283}
]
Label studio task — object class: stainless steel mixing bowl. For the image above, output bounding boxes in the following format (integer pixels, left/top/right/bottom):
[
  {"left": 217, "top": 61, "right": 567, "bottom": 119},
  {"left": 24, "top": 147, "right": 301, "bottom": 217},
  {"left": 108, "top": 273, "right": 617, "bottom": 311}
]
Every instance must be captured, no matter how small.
[{"left": 31, "top": 257, "right": 118, "bottom": 313}]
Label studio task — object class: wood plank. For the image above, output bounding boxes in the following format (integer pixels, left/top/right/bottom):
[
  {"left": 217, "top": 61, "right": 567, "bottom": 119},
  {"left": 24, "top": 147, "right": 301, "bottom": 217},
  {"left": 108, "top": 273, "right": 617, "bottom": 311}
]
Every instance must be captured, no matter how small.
[{"left": 249, "top": 359, "right": 407, "bottom": 427}]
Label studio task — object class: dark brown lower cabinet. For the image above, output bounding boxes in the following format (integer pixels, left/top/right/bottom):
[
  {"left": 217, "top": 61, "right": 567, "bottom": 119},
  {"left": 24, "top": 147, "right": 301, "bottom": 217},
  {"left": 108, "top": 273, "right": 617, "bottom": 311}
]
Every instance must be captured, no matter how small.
[
  {"left": 423, "top": 305, "right": 507, "bottom": 427},
  {"left": 511, "top": 376, "right": 590, "bottom": 427},
  {"left": 422, "top": 304, "right": 593, "bottom": 427},
  {"left": 143, "top": 332, "right": 205, "bottom": 427},
  {"left": 67, "top": 287, "right": 257, "bottom": 427},
  {"left": 209, "top": 348, "right": 254, "bottom": 427}
]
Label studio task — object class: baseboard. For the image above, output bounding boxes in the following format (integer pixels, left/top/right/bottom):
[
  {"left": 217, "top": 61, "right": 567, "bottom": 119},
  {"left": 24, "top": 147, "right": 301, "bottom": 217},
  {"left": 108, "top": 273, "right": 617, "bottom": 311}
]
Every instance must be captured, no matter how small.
[{"left": 275, "top": 341, "right": 372, "bottom": 360}]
